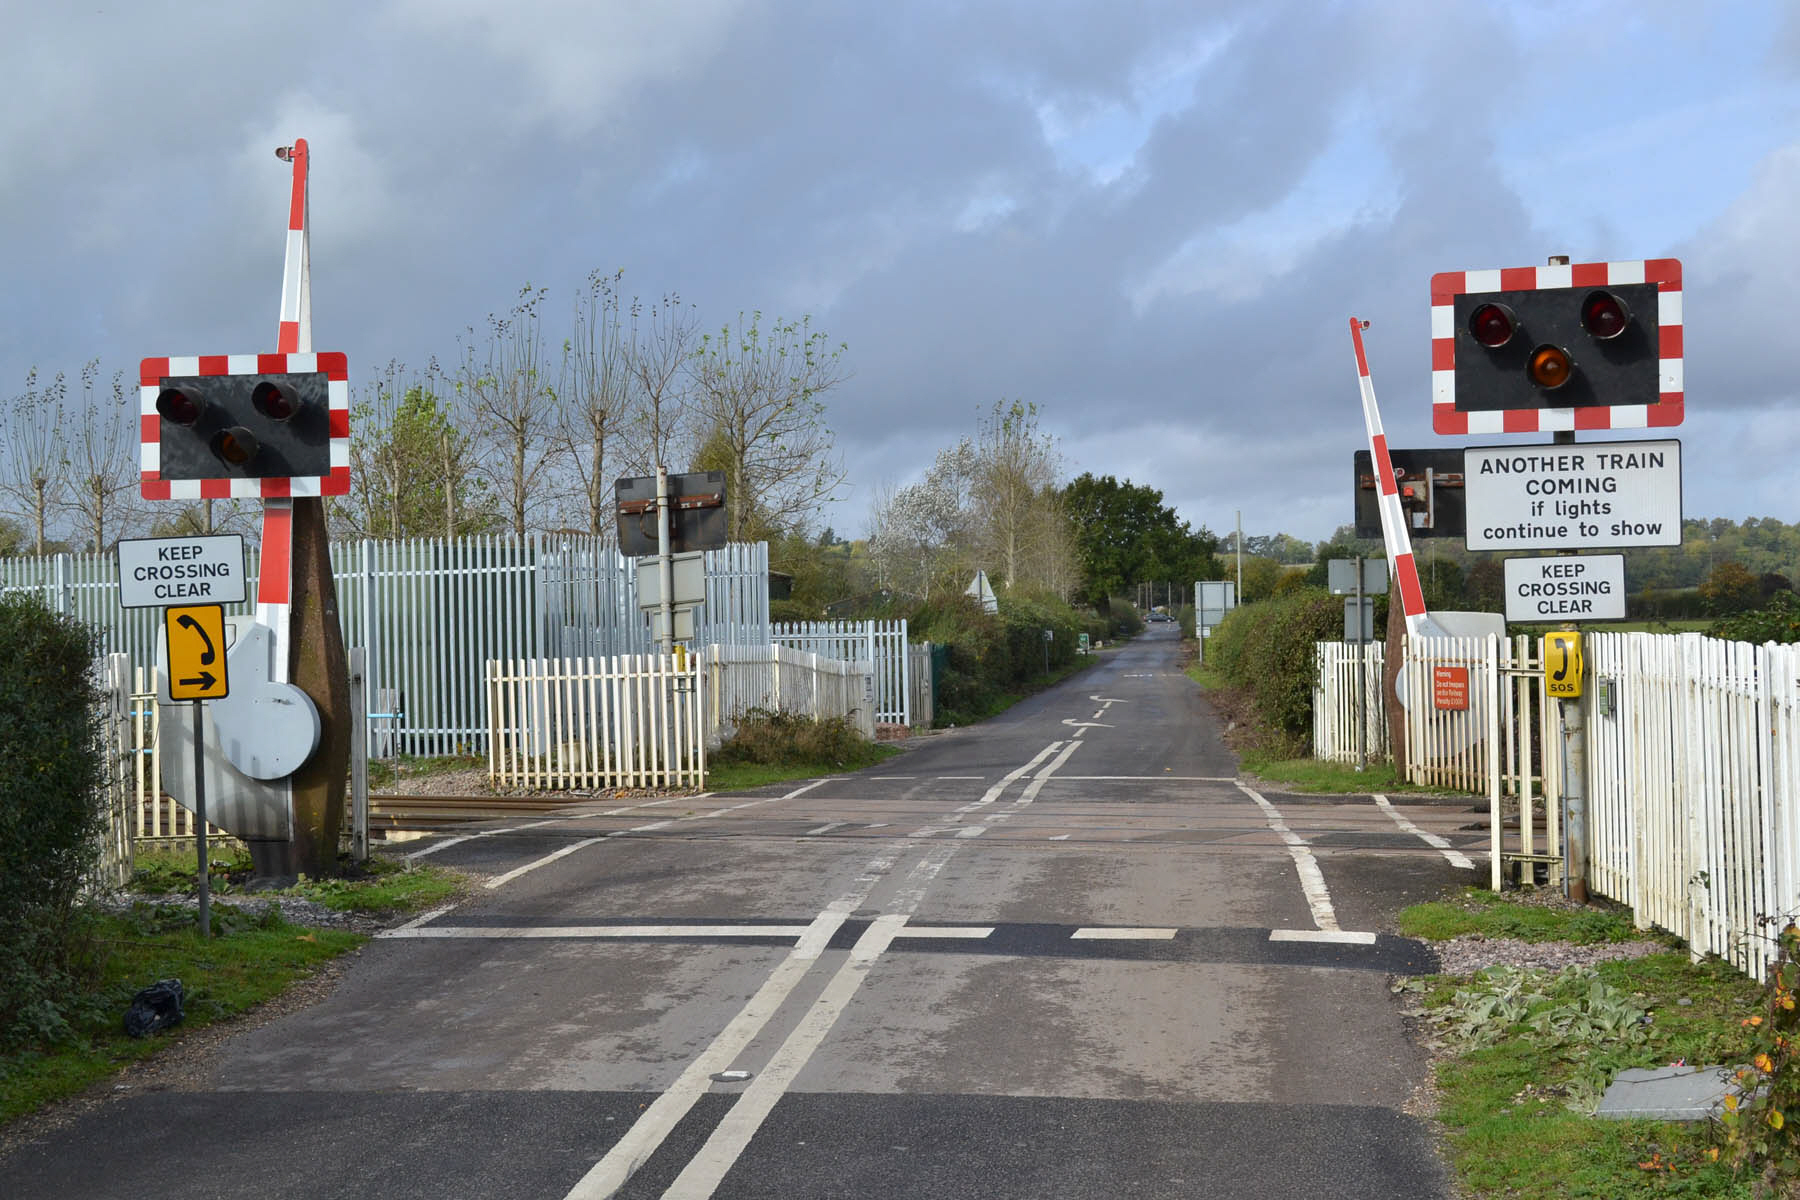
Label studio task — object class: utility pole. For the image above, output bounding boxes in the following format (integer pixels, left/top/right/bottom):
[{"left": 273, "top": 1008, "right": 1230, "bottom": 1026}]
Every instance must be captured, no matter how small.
[{"left": 1235, "top": 510, "right": 1243, "bottom": 599}]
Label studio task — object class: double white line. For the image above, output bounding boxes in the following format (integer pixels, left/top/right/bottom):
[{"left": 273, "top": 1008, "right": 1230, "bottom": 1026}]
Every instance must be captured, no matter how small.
[{"left": 565, "top": 740, "right": 1078, "bottom": 1199}]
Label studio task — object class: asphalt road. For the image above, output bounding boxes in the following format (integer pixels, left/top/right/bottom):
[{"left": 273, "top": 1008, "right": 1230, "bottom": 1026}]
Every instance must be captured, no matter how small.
[{"left": 1, "top": 625, "right": 1487, "bottom": 1199}]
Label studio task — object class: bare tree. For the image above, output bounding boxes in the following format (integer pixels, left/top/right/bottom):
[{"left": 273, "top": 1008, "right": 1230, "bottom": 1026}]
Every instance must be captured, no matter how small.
[
  {"left": 556, "top": 269, "right": 632, "bottom": 535},
  {"left": 65, "top": 362, "right": 141, "bottom": 552},
  {"left": 458, "top": 284, "right": 560, "bottom": 538},
  {"left": 689, "top": 311, "right": 847, "bottom": 541},
  {"left": 617, "top": 291, "right": 700, "bottom": 479},
  {"left": 1, "top": 368, "right": 68, "bottom": 554}
]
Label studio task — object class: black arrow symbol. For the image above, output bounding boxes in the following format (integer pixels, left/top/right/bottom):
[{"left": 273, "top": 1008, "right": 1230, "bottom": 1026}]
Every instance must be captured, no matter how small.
[
  {"left": 179, "top": 671, "right": 217, "bottom": 691},
  {"left": 176, "top": 613, "right": 216, "bottom": 664}
]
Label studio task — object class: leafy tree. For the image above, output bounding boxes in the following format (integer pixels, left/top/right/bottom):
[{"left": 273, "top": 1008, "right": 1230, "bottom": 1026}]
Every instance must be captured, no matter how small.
[
  {"left": 1061, "top": 472, "right": 1218, "bottom": 606},
  {"left": 1700, "top": 560, "right": 1760, "bottom": 616},
  {"left": 690, "top": 311, "right": 848, "bottom": 541},
  {"left": 970, "top": 400, "right": 1074, "bottom": 594},
  {"left": 347, "top": 364, "right": 492, "bottom": 539}
]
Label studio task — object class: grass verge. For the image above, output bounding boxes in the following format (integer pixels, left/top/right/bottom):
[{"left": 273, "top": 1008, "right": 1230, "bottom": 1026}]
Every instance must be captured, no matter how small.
[
  {"left": 1401, "top": 889, "right": 1765, "bottom": 1197},
  {"left": 2, "top": 853, "right": 467, "bottom": 1126},
  {"left": 131, "top": 847, "right": 467, "bottom": 913},
  {"left": 0, "top": 903, "right": 363, "bottom": 1125}
]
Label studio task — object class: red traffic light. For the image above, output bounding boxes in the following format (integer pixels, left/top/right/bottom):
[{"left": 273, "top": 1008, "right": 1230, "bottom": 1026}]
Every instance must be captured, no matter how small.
[
  {"left": 252, "top": 380, "right": 297, "bottom": 421},
  {"left": 1468, "top": 302, "right": 1517, "bottom": 348},
  {"left": 155, "top": 388, "right": 202, "bottom": 426},
  {"left": 1526, "top": 344, "right": 1574, "bottom": 390},
  {"left": 1580, "top": 289, "right": 1632, "bottom": 340},
  {"left": 211, "top": 427, "right": 260, "bottom": 465}
]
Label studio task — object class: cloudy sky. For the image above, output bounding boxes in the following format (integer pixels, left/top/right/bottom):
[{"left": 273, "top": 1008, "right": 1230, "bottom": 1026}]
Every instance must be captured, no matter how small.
[{"left": 5, "top": 0, "right": 1798, "bottom": 548}]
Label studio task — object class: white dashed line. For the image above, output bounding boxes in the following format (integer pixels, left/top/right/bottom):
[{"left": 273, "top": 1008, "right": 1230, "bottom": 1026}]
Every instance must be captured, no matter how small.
[
  {"left": 1270, "top": 929, "right": 1378, "bottom": 945},
  {"left": 1071, "top": 927, "right": 1178, "bottom": 940}
]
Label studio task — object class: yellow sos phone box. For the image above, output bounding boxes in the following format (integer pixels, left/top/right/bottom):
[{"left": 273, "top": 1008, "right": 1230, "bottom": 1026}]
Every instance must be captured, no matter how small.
[{"left": 1544, "top": 630, "right": 1583, "bottom": 700}]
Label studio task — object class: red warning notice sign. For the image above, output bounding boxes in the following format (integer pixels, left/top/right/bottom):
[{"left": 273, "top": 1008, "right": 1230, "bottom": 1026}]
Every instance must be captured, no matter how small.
[{"left": 1433, "top": 666, "right": 1470, "bottom": 711}]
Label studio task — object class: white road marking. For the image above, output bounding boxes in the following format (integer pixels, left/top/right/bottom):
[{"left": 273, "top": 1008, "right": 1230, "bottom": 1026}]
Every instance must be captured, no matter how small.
[
  {"left": 1234, "top": 780, "right": 1342, "bottom": 932},
  {"left": 663, "top": 846, "right": 957, "bottom": 1198},
  {"left": 1014, "top": 741, "right": 1082, "bottom": 806},
  {"left": 663, "top": 914, "right": 911, "bottom": 1197},
  {"left": 1048, "top": 834, "right": 1071, "bottom": 841},
  {"left": 382, "top": 924, "right": 815, "bottom": 941},
  {"left": 1373, "top": 793, "right": 1476, "bottom": 870},
  {"left": 950, "top": 742, "right": 1062, "bottom": 815},
  {"left": 1065, "top": 780, "right": 1238, "bottom": 788},
  {"left": 893, "top": 926, "right": 993, "bottom": 939},
  {"left": 870, "top": 775, "right": 915, "bottom": 780},
  {"left": 1088, "top": 694, "right": 1125, "bottom": 704},
  {"left": 565, "top": 849, "right": 897, "bottom": 1200},
  {"left": 936, "top": 775, "right": 985, "bottom": 780},
  {"left": 1071, "top": 927, "right": 1178, "bottom": 940},
  {"left": 1060, "top": 718, "right": 1111, "bottom": 728},
  {"left": 1270, "top": 929, "right": 1378, "bottom": 945},
  {"left": 803, "top": 821, "right": 848, "bottom": 836}
]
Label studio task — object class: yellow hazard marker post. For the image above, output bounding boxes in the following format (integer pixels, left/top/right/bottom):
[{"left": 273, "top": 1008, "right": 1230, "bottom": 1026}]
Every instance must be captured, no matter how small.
[{"left": 164, "top": 602, "right": 228, "bottom": 937}]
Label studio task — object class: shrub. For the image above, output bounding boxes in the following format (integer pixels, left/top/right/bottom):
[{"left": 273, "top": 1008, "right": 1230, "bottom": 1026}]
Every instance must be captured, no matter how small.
[
  {"left": 0, "top": 592, "right": 107, "bottom": 1051},
  {"left": 1711, "top": 591, "right": 1800, "bottom": 646},
  {"left": 1206, "top": 588, "right": 1341, "bottom": 752},
  {"left": 712, "top": 709, "right": 877, "bottom": 767}
]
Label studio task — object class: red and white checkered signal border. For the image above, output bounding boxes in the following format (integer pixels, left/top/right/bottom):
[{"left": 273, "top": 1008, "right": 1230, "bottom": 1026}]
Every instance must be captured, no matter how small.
[
  {"left": 1430, "top": 258, "right": 1682, "bottom": 435},
  {"left": 138, "top": 351, "right": 350, "bottom": 500}
]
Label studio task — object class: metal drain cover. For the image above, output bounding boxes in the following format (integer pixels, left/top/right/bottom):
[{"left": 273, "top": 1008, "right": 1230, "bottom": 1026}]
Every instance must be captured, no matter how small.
[{"left": 710, "top": 1070, "right": 753, "bottom": 1083}]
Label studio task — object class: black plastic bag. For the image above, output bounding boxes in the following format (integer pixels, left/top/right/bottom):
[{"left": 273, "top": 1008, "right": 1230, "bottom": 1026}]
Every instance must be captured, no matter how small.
[{"left": 123, "top": 978, "right": 185, "bottom": 1038}]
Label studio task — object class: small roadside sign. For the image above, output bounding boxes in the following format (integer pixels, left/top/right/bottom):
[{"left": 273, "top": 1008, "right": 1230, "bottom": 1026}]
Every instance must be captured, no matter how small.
[
  {"left": 165, "top": 604, "right": 229, "bottom": 701},
  {"left": 118, "top": 535, "right": 246, "bottom": 608},
  {"left": 1432, "top": 666, "right": 1470, "bottom": 711},
  {"left": 1504, "top": 554, "right": 1626, "bottom": 623},
  {"left": 1463, "top": 439, "right": 1681, "bottom": 551}
]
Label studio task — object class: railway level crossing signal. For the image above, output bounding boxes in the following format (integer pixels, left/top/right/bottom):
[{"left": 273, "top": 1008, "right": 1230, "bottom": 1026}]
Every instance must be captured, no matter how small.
[
  {"left": 140, "top": 352, "right": 350, "bottom": 499},
  {"left": 1430, "top": 259, "right": 1682, "bottom": 435}
]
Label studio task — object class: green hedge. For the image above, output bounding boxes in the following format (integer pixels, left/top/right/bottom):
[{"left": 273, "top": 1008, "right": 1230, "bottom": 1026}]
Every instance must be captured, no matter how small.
[
  {"left": 0, "top": 593, "right": 107, "bottom": 1051},
  {"left": 1206, "top": 588, "right": 1342, "bottom": 753},
  {"left": 912, "top": 591, "right": 1086, "bottom": 725}
]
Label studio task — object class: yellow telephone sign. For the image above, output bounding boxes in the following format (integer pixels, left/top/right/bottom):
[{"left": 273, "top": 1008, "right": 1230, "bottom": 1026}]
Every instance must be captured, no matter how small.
[
  {"left": 1544, "top": 630, "right": 1583, "bottom": 700},
  {"left": 165, "top": 604, "right": 229, "bottom": 701}
]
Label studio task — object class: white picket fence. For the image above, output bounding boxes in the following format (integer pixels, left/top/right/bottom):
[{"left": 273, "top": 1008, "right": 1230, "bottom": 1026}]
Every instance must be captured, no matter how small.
[
  {"left": 1313, "top": 628, "right": 1800, "bottom": 981},
  {"left": 1587, "top": 632, "right": 1800, "bottom": 979},
  {"left": 1313, "top": 642, "right": 1388, "bottom": 766},
  {"left": 772, "top": 620, "right": 909, "bottom": 726},
  {"left": 706, "top": 643, "right": 876, "bottom": 742},
  {"left": 486, "top": 653, "right": 707, "bottom": 791},
  {"left": 484, "top": 643, "right": 878, "bottom": 790}
]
